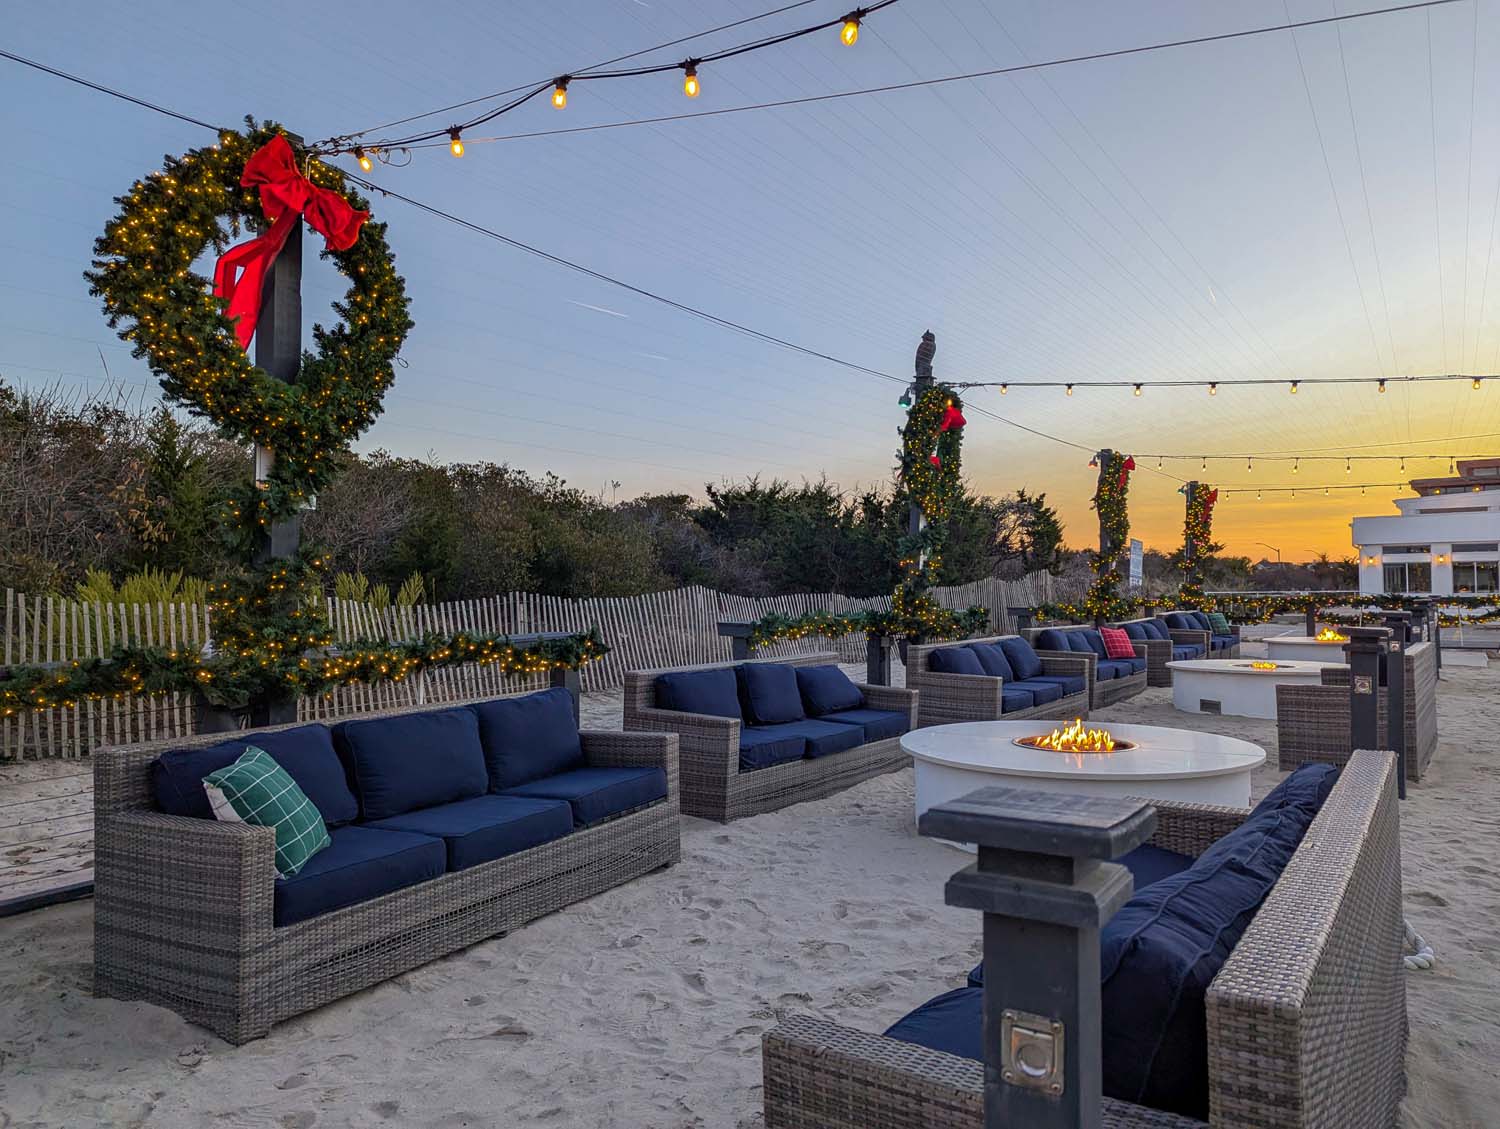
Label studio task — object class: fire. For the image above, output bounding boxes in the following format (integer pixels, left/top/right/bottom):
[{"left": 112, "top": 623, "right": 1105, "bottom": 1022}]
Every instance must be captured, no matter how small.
[
  {"left": 1314, "top": 628, "right": 1348, "bottom": 643},
  {"left": 1022, "top": 717, "right": 1118, "bottom": 753},
  {"left": 1250, "top": 660, "right": 1279, "bottom": 670}
]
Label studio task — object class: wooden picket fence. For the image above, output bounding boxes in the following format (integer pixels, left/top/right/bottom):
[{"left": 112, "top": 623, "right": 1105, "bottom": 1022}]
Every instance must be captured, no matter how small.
[{"left": 1, "top": 572, "right": 1063, "bottom": 760}]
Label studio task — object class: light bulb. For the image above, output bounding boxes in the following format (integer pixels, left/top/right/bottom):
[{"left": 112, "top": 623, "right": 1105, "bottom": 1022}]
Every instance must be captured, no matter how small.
[
  {"left": 1345, "top": 458, "right": 1351, "bottom": 474},
  {"left": 1201, "top": 457, "right": 1207, "bottom": 471},
  {"left": 1473, "top": 377, "right": 1483, "bottom": 390},
  {"left": 1208, "top": 382, "right": 1217, "bottom": 396},
  {"left": 1378, "top": 379, "right": 1387, "bottom": 393},
  {"left": 999, "top": 383, "right": 1008, "bottom": 394},
  {"left": 1065, "top": 384, "right": 1074, "bottom": 396},
  {"left": 1133, "top": 383, "right": 1142, "bottom": 396},
  {"left": 1257, "top": 490, "right": 1262, "bottom": 501},
  {"left": 1290, "top": 381, "right": 1299, "bottom": 394},
  {"left": 1292, "top": 458, "right": 1299, "bottom": 474},
  {"left": 683, "top": 64, "right": 699, "bottom": 98},
  {"left": 448, "top": 130, "right": 464, "bottom": 158},
  {"left": 841, "top": 16, "right": 861, "bottom": 45},
  {"left": 553, "top": 78, "right": 570, "bottom": 109},
  {"left": 356, "top": 147, "right": 372, "bottom": 172},
  {"left": 1247, "top": 457, "right": 1253, "bottom": 472}
]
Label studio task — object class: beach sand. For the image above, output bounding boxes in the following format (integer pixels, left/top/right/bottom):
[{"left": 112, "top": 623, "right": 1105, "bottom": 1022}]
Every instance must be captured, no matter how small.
[{"left": 0, "top": 648, "right": 1495, "bottom": 1127}]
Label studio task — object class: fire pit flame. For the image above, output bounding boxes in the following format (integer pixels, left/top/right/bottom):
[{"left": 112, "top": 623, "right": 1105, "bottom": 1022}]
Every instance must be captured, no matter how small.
[
  {"left": 1314, "top": 628, "right": 1348, "bottom": 643},
  {"left": 1249, "top": 660, "right": 1280, "bottom": 671},
  {"left": 1015, "top": 717, "right": 1133, "bottom": 754}
]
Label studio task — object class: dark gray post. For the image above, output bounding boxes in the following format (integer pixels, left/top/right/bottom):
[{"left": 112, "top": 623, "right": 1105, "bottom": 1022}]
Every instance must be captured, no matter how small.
[
  {"left": 1343, "top": 626, "right": 1389, "bottom": 755},
  {"left": 908, "top": 331, "right": 937, "bottom": 559},
  {"left": 1304, "top": 605, "right": 1317, "bottom": 637},
  {"left": 550, "top": 667, "right": 581, "bottom": 725},
  {"left": 1009, "top": 606, "right": 1036, "bottom": 634},
  {"left": 922, "top": 787, "right": 1157, "bottom": 1129},
  {"left": 1091, "top": 450, "right": 1115, "bottom": 628},
  {"left": 716, "top": 621, "right": 753, "bottom": 661},
  {"left": 1381, "top": 610, "right": 1412, "bottom": 646},
  {"left": 1430, "top": 602, "right": 1443, "bottom": 670},
  {"left": 866, "top": 634, "right": 892, "bottom": 686},
  {"left": 1380, "top": 618, "right": 1409, "bottom": 800}
]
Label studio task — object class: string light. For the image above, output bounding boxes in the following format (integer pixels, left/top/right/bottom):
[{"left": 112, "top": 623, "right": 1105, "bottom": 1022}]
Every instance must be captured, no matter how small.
[
  {"left": 355, "top": 146, "right": 372, "bottom": 172},
  {"left": 1474, "top": 377, "right": 1484, "bottom": 390},
  {"left": 1247, "top": 457, "right": 1253, "bottom": 472},
  {"left": 448, "top": 129, "right": 464, "bottom": 157},
  {"left": 1290, "top": 380, "right": 1299, "bottom": 394},
  {"left": 1378, "top": 379, "right": 1387, "bottom": 393},
  {"left": 841, "top": 11, "right": 863, "bottom": 45},
  {"left": 999, "top": 383, "right": 1008, "bottom": 394},
  {"left": 1065, "top": 384, "right": 1074, "bottom": 396},
  {"left": 552, "top": 77, "right": 570, "bottom": 109},
  {"left": 1345, "top": 458, "right": 1351, "bottom": 474},
  {"left": 1293, "top": 458, "right": 1299, "bottom": 473},
  {"left": 682, "top": 62, "right": 700, "bottom": 98},
  {"left": 1201, "top": 456, "right": 1207, "bottom": 471},
  {"left": 1208, "top": 382, "right": 1218, "bottom": 396},
  {"left": 1133, "top": 383, "right": 1142, "bottom": 396}
]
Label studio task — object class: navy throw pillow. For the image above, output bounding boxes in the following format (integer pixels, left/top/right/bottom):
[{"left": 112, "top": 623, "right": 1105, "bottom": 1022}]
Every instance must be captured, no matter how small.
[
  {"left": 471, "top": 687, "right": 584, "bottom": 791},
  {"left": 795, "top": 664, "right": 864, "bottom": 716},
  {"left": 997, "top": 636, "right": 1044, "bottom": 681},
  {"left": 967, "top": 643, "right": 1015, "bottom": 681},
  {"left": 929, "top": 647, "right": 985, "bottom": 676},
  {"left": 336, "top": 707, "right": 489, "bottom": 821},
  {"left": 1034, "top": 628, "right": 1072, "bottom": 652},
  {"left": 737, "top": 663, "right": 806, "bottom": 725},
  {"left": 654, "top": 668, "right": 742, "bottom": 719}
]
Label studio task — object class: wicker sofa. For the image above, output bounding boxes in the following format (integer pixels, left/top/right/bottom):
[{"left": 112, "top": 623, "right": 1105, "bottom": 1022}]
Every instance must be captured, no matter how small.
[
  {"left": 905, "top": 635, "right": 1092, "bottom": 727},
  {"left": 1112, "top": 618, "right": 1206, "bottom": 687},
  {"left": 622, "top": 652, "right": 917, "bottom": 822},
  {"left": 762, "top": 749, "right": 1405, "bottom": 1128},
  {"left": 1162, "top": 611, "right": 1241, "bottom": 658},
  {"left": 1023, "top": 625, "right": 1149, "bottom": 707},
  {"left": 94, "top": 692, "right": 681, "bottom": 1044},
  {"left": 1277, "top": 639, "right": 1438, "bottom": 781}
]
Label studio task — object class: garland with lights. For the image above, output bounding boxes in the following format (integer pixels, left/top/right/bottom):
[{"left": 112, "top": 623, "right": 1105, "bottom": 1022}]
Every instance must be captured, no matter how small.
[
  {"left": 744, "top": 605, "right": 991, "bottom": 652},
  {"left": 1081, "top": 451, "right": 1136, "bottom": 623},
  {"left": 1035, "top": 590, "right": 1500, "bottom": 629},
  {"left": 1178, "top": 484, "right": 1219, "bottom": 604}
]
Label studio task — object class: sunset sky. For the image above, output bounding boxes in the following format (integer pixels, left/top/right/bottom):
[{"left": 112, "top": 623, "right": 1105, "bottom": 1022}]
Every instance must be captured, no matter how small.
[{"left": 4, "top": 0, "right": 1499, "bottom": 564}]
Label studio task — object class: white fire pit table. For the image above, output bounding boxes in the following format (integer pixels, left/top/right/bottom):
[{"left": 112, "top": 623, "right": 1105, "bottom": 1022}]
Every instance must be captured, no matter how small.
[
  {"left": 1263, "top": 635, "right": 1350, "bottom": 663},
  {"left": 903, "top": 721, "right": 1266, "bottom": 834},
  {"left": 1167, "top": 658, "right": 1340, "bottom": 720}
]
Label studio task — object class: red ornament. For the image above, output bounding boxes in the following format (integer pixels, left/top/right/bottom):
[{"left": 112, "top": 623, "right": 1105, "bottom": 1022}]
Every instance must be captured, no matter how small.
[
  {"left": 939, "top": 404, "right": 967, "bottom": 432},
  {"left": 1117, "top": 455, "right": 1136, "bottom": 489},
  {"left": 213, "top": 136, "right": 370, "bottom": 351}
]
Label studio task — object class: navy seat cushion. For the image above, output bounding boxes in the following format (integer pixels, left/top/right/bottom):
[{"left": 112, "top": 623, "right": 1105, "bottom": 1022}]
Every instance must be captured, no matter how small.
[
  {"left": 655, "top": 668, "right": 742, "bottom": 719},
  {"left": 820, "top": 707, "right": 909, "bottom": 742},
  {"left": 471, "top": 688, "right": 583, "bottom": 791},
  {"left": 997, "top": 637, "right": 1044, "bottom": 681},
  {"left": 1125, "top": 656, "right": 1148, "bottom": 674},
  {"left": 1097, "top": 660, "right": 1136, "bottom": 681},
  {"left": 1121, "top": 622, "right": 1148, "bottom": 641},
  {"left": 274, "top": 824, "right": 445, "bottom": 927},
  {"left": 1067, "top": 629, "right": 1108, "bottom": 659},
  {"left": 967, "top": 642, "right": 1016, "bottom": 681},
  {"left": 1189, "top": 612, "right": 1215, "bottom": 631},
  {"left": 1008, "top": 679, "right": 1063, "bottom": 705},
  {"left": 1212, "top": 634, "right": 1237, "bottom": 647},
  {"left": 738, "top": 726, "right": 807, "bottom": 771},
  {"left": 499, "top": 766, "right": 668, "bottom": 827},
  {"left": 929, "top": 646, "right": 985, "bottom": 676},
  {"left": 1001, "top": 687, "right": 1035, "bottom": 713},
  {"left": 1029, "top": 673, "right": 1087, "bottom": 696},
  {"left": 367, "top": 793, "right": 573, "bottom": 870},
  {"left": 742, "top": 719, "right": 865, "bottom": 764},
  {"left": 1172, "top": 645, "right": 1198, "bottom": 660},
  {"left": 737, "top": 663, "right": 806, "bottom": 725},
  {"left": 884, "top": 987, "right": 983, "bottom": 1062},
  {"left": 795, "top": 664, "right": 864, "bottom": 716},
  {"left": 153, "top": 723, "right": 358, "bottom": 826},
  {"left": 336, "top": 707, "right": 489, "bottom": 821},
  {"left": 1034, "top": 628, "right": 1072, "bottom": 652}
]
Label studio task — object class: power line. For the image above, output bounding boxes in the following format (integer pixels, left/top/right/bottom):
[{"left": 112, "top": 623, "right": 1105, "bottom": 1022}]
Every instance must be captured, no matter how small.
[{"left": 0, "top": 48, "right": 225, "bottom": 133}]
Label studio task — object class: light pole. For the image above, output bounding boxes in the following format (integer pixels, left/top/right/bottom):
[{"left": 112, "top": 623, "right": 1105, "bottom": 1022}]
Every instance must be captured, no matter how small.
[{"left": 1255, "top": 541, "right": 1282, "bottom": 568}]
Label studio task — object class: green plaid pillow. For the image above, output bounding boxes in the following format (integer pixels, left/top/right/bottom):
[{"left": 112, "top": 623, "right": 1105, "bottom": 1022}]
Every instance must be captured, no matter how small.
[
  {"left": 202, "top": 746, "right": 330, "bottom": 877},
  {"left": 1207, "top": 612, "right": 1232, "bottom": 634}
]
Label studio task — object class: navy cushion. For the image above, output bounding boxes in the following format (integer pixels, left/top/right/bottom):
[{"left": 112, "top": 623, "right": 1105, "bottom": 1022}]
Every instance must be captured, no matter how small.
[
  {"left": 1212, "top": 634, "right": 1237, "bottom": 647},
  {"left": 499, "top": 766, "right": 668, "bottom": 827},
  {"left": 655, "top": 668, "right": 742, "bottom": 719},
  {"left": 743, "top": 719, "right": 865, "bottom": 762},
  {"left": 1190, "top": 612, "right": 1214, "bottom": 631},
  {"left": 1097, "top": 660, "right": 1136, "bottom": 681},
  {"left": 997, "top": 637, "right": 1044, "bottom": 681},
  {"left": 1001, "top": 687, "right": 1036, "bottom": 713},
  {"left": 336, "top": 707, "right": 489, "bottom": 821},
  {"left": 1009, "top": 679, "right": 1063, "bottom": 705},
  {"left": 1163, "top": 612, "right": 1198, "bottom": 631},
  {"left": 1142, "top": 619, "right": 1171, "bottom": 641},
  {"left": 795, "top": 664, "right": 864, "bottom": 716},
  {"left": 1249, "top": 762, "right": 1339, "bottom": 823},
  {"left": 820, "top": 707, "right": 909, "bottom": 742},
  {"left": 153, "top": 724, "right": 358, "bottom": 827},
  {"left": 367, "top": 793, "right": 572, "bottom": 869},
  {"left": 967, "top": 643, "right": 1016, "bottom": 681},
  {"left": 737, "top": 663, "right": 806, "bottom": 725},
  {"left": 929, "top": 646, "right": 985, "bottom": 676},
  {"left": 1125, "top": 656, "right": 1148, "bottom": 674},
  {"left": 1121, "top": 622, "right": 1148, "bottom": 641},
  {"left": 738, "top": 726, "right": 807, "bottom": 771},
  {"left": 1034, "top": 628, "right": 1072, "bottom": 652},
  {"left": 471, "top": 688, "right": 583, "bottom": 791},
  {"left": 274, "top": 824, "right": 445, "bottom": 927},
  {"left": 1029, "top": 673, "right": 1087, "bottom": 696},
  {"left": 884, "top": 987, "right": 983, "bottom": 1062},
  {"left": 1172, "top": 645, "right": 1199, "bottom": 660},
  {"left": 1067, "top": 629, "right": 1108, "bottom": 659}
]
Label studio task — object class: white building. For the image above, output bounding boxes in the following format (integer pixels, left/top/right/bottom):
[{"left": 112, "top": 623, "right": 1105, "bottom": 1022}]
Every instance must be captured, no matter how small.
[{"left": 1351, "top": 458, "right": 1500, "bottom": 595}]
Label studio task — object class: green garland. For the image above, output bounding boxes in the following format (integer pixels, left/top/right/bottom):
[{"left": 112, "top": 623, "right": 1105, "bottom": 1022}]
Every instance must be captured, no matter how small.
[
  {"left": 745, "top": 605, "right": 990, "bottom": 652},
  {"left": 1039, "top": 591, "right": 1500, "bottom": 629},
  {"left": 1082, "top": 452, "right": 1133, "bottom": 623},
  {"left": 1178, "top": 485, "right": 1218, "bottom": 605}
]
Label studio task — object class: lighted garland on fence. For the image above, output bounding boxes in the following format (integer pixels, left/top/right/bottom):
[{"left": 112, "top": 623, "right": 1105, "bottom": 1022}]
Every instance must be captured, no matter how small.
[
  {"left": 1178, "top": 485, "right": 1218, "bottom": 605},
  {"left": 1082, "top": 451, "right": 1136, "bottom": 622},
  {"left": 1036, "top": 590, "right": 1500, "bottom": 628},
  {"left": 744, "top": 605, "right": 991, "bottom": 652}
]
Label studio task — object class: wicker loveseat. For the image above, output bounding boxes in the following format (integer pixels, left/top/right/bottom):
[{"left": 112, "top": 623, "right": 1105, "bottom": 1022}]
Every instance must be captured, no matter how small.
[
  {"left": 622, "top": 652, "right": 916, "bottom": 822},
  {"left": 1277, "top": 639, "right": 1438, "bottom": 781},
  {"left": 94, "top": 690, "right": 680, "bottom": 1044},
  {"left": 762, "top": 749, "right": 1405, "bottom": 1128},
  {"left": 1023, "top": 625, "right": 1149, "bottom": 707},
  {"left": 905, "top": 635, "right": 1092, "bottom": 727}
]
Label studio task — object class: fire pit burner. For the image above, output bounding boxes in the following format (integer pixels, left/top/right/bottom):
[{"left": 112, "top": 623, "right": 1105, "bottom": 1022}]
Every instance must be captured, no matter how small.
[{"left": 1012, "top": 717, "right": 1137, "bottom": 754}]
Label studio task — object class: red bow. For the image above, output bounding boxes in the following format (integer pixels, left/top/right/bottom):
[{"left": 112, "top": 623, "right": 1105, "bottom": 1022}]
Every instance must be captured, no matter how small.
[
  {"left": 939, "top": 404, "right": 966, "bottom": 432},
  {"left": 213, "top": 136, "right": 369, "bottom": 350},
  {"left": 929, "top": 454, "right": 942, "bottom": 468},
  {"left": 1205, "top": 488, "right": 1219, "bottom": 510},
  {"left": 1117, "top": 455, "right": 1136, "bottom": 489}
]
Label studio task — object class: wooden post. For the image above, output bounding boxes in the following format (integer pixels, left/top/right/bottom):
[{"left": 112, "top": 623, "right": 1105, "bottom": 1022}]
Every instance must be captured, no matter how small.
[
  {"left": 908, "top": 331, "right": 937, "bottom": 568},
  {"left": 1343, "top": 626, "right": 1389, "bottom": 755},
  {"left": 1182, "top": 481, "right": 1198, "bottom": 580},
  {"left": 865, "top": 634, "right": 892, "bottom": 686},
  {"left": 1381, "top": 612, "right": 1411, "bottom": 798},
  {"left": 1305, "top": 606, "right": 1318, "bottom": 637},
  {"left": 717, "top": 621, "right": 754, "bottom": 661},
  {"left": 1091, "top": 450, "right": 1115, "bottom": 628}
]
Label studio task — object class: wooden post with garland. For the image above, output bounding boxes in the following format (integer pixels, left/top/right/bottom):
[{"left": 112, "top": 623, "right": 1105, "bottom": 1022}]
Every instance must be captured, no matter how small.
[
  {"left": 1083, "top": 450, "right": 1133, "bottom": 627},
  {"left": 908, "top": 331, "right": 937, "bottom": 570}
]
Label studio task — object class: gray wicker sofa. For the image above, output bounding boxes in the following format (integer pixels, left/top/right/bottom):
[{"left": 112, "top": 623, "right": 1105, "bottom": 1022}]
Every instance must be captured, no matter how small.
[
  {"left": 622, "top": 652, "right": 917, "bottom": 822},
  {"left": 1111, "top": 617, "right": 1203, "bottom": 687},
  {"left": 762, "top": 749, "right": 1405, "bottom": 1128},
  {"left": 905, "top": 635, "right": 1092, "bottom": 727},
  {"left": 94, "top": 693, "right": 680, "bottom": 1044},
  {"left": 1022, "top": 625, "right": 1149, "bottom": 707}
]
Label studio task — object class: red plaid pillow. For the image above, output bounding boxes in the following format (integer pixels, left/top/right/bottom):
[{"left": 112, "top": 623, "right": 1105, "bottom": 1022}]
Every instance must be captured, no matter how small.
[{"left": 1099, "top": 626, "right": 1136, "bottom": 660}]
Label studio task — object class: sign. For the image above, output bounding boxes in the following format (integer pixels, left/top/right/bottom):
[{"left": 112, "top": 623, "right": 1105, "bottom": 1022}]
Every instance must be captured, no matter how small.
[{"left": 1128, "top": 539, "right": 1144, "bottom": 590}]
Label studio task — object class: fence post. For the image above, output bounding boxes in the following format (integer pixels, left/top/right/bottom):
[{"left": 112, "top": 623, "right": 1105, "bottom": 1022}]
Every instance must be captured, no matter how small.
[
  {"left": 1304, "top": 604, "right": 1317, "bottom": 637},
  {"left": 923, "top": 787, "right": 1156, "bottom": 1129},
  {"left": 866, "top": 634, "right": 892, "bottom": 686},
  {"left": 1343, "top": 626, "right": 1389, "bottom": 755},
  {"left": 717, "top": 621, "right": 754, "bottom": 661},
  {"left": 1009, "top": 606, "right": 1036, "bottom": 634}
]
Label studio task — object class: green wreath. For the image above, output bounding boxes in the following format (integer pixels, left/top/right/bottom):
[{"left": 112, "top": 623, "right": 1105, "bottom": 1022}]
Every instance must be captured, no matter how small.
[{"left": 84, "top": 122, "right": 413, "bottom": 549}]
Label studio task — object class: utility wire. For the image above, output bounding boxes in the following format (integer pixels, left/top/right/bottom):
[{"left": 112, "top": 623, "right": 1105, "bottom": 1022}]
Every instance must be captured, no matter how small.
[{"left": 0, "top": 48, "right": 226, "bottom": 133}]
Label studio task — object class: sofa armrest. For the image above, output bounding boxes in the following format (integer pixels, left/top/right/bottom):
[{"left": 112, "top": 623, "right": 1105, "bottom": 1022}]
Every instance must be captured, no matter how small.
[
  {"left": 1168, "top": 628, "right": 1210, "bottom": 649},
  {"left": 857, "top": 684, "right": 919, "bottom": 729},
  {"left": 622, "top": 706, "right": 737, "bottom": 780},
  {"left": 581, "top": 730, "right": 679, "bottom": 803},
  {"left": 1138, "top": 799, "right": 1249, "bottom": 857},
  {"left": 1038, "top": 652, "right": 1092, "bottom": 678}
]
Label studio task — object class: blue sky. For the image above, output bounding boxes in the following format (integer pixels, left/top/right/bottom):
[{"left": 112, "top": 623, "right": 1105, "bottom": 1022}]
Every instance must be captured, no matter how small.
[{"left": 3, "top": 0, "right": 1497, "bottom": 561}]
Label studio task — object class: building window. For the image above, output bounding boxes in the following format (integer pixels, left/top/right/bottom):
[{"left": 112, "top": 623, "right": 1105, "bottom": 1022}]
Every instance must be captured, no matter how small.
[
  {"left": 1452, "top": 542, "right": 1500, "bottom": 553},
  {"left": 1380, "top": 545, "right": 1431, "bottom": 556},
  {"left": 1383, "top": 562, "right": 1432, "bottom": 592},
  {"left": 1453, "top": 562, "right": 1499, "bottom": 593}
]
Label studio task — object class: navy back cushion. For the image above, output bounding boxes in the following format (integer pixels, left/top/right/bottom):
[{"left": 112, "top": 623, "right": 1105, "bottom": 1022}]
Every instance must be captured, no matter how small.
[
  {"left": 737, "top": 663, "right": 806, "bottom": 724},
  {"left": 967, "top": 643, "right": 1015, "bottom": 681},
  {"left": 654, "top": 668, "right": 742, "bottom": 719},
  {"left": 1163, "top": 612, "right": 1197, "bottom": 631},
  {"left": 1142, "top": 619, "right": 1170, "bottom": 641},
  {"left": 929, "top": 646, "right": 985, "bottom": 675},
  {"left": 795, "top": 664, "right": 864, "bottom": 716},
  {"left": 997, "top": 636, "right": 1043, "bottom": 681},
  {"left": 1034, "top": 628, "right": 1071, "bottom": 651},
  {"left": 1121, "top": 622, "right": 1147, "bottom": 641},
  {"left": 336, "top": 707, "right": 489, "bottom": 821},
  {"left": 1067, "top": 629, "right": 1108, "bottom": 659},
  {"left": 1188, "top": 611, "right": 1213, "bottom": 631},
  {"left": 153, "top": 724, "right": 358, "bottom": 826},
  {"left": 471, "top": 687, "right": 584, "bottom": 790}
]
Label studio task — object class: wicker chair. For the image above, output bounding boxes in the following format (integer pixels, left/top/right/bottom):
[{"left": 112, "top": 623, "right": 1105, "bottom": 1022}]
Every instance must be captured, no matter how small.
[
  {"left": 1276, "top": 639, "right": 1438, "bottom": 781},
  {"left": 1112, "top": 617, "right": 1174, "bottom": 687},
  {"left": 905, "top": 635, "right": 1092, "bottom": 727},
  {"left": 622, "top": 652, "right": 917, "bottom": 823},
  {"left": 93, "top": 705, "right": 680, "bottom": 1045},
  {"left": 1021, "top": 626, "right": 1148, "bottom": 708},
  {"left": 762, "top": 749, "right": 1406, "bottom": 1129}
]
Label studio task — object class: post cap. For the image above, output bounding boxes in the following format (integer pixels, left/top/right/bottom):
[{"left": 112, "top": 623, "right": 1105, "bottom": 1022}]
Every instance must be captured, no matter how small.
[{"left": 920, "top": 786, "right": 1156, "bottom": 861}]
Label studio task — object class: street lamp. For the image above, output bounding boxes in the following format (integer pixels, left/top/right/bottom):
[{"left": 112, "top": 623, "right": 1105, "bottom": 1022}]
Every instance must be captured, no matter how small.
[{"left": 1255, "top": 541, "right": 1282, "bottom": 567}]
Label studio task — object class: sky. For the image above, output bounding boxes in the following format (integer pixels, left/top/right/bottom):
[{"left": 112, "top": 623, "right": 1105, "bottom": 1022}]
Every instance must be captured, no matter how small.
[{"left": 3, "top": 0, "right": 1500, "bottom": 565}]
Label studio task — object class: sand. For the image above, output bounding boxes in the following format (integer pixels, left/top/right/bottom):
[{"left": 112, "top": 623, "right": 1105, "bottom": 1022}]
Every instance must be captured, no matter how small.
[{"left": 0, "top": 642, "right": 1496, "bottom": 1128}]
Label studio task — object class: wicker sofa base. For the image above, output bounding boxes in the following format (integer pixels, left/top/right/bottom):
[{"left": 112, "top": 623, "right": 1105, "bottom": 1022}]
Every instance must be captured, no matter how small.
[
  {"left": 1094, "top": 669, "right": 1148, "bottom": 708},
  {"left": 680, "top": 736, "right": 912, "bottom": 823}
]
